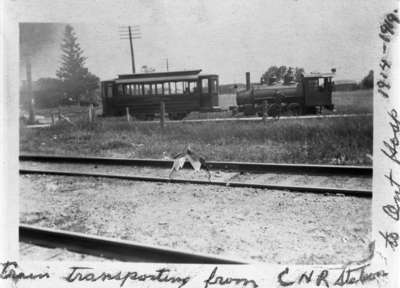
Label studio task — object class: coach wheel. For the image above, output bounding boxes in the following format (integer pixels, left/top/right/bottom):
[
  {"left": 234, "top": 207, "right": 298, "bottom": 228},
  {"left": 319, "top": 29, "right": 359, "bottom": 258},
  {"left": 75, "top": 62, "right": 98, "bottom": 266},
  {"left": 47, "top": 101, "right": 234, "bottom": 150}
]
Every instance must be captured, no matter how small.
[
  {"left": 257, "top": 101, "right": 269, "bottom": 117},
  {"left": 168, "top": 113, "right": 187, "bottom": 120},
  {"left": 145, "top": 114, "right": 155, "bottom": 121},
  {"left": 116, "top": 109, "right": 125, "bottom": 116},
  {"left": 135, "top": 114, "right": 147, "bottom": 121},
  {"left": 243, "top": 104, "right": 255, "bottom": 116},
  {"left": 168, "top": 113, "right": 178, "bottom": 120}
]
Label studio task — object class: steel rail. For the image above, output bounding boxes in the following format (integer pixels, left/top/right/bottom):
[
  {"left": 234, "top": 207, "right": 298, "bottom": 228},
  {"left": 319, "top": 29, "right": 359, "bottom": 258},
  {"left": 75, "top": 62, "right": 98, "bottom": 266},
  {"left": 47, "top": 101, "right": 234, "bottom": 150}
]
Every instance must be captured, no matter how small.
[
  {"left": 19, "top": 224, "right": 246, "bottom": 264},
  {"left": 19, "top": 168, "right": 372, "bottom": 198},
  {"left": 19, "top": 154, "right": 372, "bottom": 176}
]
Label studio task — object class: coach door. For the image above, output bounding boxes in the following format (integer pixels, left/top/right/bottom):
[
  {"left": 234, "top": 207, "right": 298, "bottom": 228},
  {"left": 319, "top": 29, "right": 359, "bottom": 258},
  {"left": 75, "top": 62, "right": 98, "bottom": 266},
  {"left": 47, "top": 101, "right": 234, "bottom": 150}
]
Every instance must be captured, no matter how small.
[
  {"left": 209, "top": 76, "right": 219, "bottom": 107},
  {"left": 101, "top": 81, "right": 115, "bottom": 115},
  {"left": 199, "top": 77, "right": 210, "bottom": 108},
  {"left": 199, "top": 76, "right": 219, "bottom": 108}
]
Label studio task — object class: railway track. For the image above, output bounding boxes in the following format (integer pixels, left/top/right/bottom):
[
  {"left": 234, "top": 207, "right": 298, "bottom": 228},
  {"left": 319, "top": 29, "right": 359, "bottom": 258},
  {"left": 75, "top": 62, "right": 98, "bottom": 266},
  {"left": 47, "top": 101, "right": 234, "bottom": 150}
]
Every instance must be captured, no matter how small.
[
  {"left": 20, "top": 154, "right": 372, "bottom": 176},
  {"left": 20, "top": 224, "right": 245, "bottom": 263},
  {"left": 20, "top": 154, "right": 372, "bottom": 197}
]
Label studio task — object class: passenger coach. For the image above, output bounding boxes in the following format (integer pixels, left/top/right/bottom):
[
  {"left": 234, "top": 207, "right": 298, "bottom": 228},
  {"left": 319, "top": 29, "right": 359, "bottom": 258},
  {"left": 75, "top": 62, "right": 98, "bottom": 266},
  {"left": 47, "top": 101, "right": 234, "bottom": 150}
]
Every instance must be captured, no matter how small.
[{"left": 101, "top": 70, "right": 219, "bottom": 120}]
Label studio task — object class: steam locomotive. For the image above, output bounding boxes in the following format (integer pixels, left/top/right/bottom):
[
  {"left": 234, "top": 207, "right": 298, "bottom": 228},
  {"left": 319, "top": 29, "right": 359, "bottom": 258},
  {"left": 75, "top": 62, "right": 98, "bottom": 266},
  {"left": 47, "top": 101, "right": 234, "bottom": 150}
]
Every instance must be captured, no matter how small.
[{"left": 233, "top": 72, "right": 335, "bottom": 116}]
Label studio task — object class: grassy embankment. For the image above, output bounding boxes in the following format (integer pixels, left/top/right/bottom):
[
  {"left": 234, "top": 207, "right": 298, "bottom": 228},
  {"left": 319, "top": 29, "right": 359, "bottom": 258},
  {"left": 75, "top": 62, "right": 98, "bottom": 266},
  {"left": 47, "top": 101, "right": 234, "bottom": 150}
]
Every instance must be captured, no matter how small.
[{"left": 20, "top": 114, "right": 372, "bottom": 165}]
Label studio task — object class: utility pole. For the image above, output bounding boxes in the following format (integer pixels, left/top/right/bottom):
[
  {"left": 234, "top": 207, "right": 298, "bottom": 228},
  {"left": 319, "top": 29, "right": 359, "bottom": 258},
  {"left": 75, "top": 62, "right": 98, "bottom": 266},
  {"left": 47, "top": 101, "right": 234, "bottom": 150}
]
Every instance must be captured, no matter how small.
[
  {"left": 119, "top": 25, "right": 141, "bottom": 74},
  {"left": 26, "top": 57, "right": 35, "bottom": 124},
  {"left": 166, "top": 58, "right": 169, "bottom": 72},
  {"left": 128, "top": 26, "right": 135, "bottom": 73}
]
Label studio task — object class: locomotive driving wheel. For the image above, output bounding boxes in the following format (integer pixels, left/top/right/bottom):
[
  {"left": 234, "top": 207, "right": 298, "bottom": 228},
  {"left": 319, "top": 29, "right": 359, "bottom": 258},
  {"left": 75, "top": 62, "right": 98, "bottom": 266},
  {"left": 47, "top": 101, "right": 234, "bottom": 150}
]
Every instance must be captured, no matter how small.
[
  {"left": 287, "top": 103, "right": 302, "bottom": 116},
  {"left": 267, "top": 103, "right": 281, "bottom": 119},
  {"left": 257, "top": 101, "right": 269, "bottom": 117}
]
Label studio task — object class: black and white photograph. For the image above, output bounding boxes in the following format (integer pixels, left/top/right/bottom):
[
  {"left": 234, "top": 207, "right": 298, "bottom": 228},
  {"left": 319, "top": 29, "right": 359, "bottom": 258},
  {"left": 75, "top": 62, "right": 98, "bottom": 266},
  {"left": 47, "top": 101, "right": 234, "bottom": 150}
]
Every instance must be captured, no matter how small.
[{"left": 9, "top": 0, "right": 397, "bottom": 275}]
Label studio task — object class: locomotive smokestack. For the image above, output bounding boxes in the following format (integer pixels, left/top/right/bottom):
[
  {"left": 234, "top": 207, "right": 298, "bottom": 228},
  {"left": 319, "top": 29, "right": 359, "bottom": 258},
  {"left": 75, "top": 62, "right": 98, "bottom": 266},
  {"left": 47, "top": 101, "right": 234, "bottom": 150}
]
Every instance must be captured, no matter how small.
[{"left": 246, "top": 72, "right": 250, "bottom": 90}]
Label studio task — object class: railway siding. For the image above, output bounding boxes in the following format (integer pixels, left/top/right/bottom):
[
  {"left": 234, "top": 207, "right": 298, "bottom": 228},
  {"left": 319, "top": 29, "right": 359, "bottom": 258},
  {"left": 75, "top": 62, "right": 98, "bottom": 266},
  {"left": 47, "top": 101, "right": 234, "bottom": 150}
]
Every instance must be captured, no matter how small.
[{"left": 19, "top": 162, "right": 372, "bottom": 197}]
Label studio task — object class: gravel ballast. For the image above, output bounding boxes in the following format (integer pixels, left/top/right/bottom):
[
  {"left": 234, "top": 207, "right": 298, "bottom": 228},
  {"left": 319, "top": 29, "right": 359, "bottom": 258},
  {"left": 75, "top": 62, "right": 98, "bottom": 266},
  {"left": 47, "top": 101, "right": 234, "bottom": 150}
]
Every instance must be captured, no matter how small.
[{"left": 20, "top": 174, "right": 371, "bottom": 264}]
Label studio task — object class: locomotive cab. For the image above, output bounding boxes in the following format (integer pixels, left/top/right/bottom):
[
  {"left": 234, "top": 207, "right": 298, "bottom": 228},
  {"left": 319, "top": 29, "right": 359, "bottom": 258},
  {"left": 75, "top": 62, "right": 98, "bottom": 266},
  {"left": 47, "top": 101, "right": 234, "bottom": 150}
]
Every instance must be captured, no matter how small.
[{"left": 302, "top": 73, "right": 334, "bottom": 111}]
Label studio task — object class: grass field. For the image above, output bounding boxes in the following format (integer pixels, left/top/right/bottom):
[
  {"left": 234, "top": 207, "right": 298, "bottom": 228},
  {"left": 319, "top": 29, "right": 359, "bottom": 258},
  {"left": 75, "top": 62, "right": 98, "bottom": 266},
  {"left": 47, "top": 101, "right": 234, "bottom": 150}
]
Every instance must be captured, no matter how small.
[
  {"left": 20, "top": 89, "right": 373, "bottom": 164},
  {"left": 20, "top": 114, "right": 372, "bottom": 165},
  {"left": 332, "top": 89, "right": 373, "bottom": 114}
]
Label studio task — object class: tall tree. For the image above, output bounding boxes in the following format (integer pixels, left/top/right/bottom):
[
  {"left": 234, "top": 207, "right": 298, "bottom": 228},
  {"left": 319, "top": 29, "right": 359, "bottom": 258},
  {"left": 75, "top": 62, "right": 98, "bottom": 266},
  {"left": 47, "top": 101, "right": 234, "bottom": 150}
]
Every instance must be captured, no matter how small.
[
  {"left": 261, "top": 65, "right": 304, "bottom": 85},
  {"left": 277, "top": 66, "right": 287, "bottom": 81},
  {"left": 261, "top": 66, "right": 278, "bottom": 85},
  {"left": 284, "top": 67, "right": 295, "bottom": 84},
  {"left": 361, "top": 70, "right": 374, "bottom": 89},
  {"left": 295, "top": 67, "right": 305, "bottom": 82},
  {"left": 56, "top": 24, "right": 99, "bottom": 105}
]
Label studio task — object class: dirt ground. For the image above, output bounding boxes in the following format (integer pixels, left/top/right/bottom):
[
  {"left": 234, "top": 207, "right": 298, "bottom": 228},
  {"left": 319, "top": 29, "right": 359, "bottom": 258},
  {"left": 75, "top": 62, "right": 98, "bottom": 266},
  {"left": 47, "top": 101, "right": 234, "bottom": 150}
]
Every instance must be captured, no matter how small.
[{"left": 20, "top": 174, "right": 371, "bottom": 264}]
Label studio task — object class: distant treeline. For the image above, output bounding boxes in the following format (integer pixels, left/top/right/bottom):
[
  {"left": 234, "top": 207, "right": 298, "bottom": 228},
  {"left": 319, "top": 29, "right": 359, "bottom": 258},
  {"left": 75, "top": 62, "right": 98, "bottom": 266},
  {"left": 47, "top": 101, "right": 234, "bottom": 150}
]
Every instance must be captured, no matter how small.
[{"left": 20, "top": 77, "right": 100, "bottom": 109}]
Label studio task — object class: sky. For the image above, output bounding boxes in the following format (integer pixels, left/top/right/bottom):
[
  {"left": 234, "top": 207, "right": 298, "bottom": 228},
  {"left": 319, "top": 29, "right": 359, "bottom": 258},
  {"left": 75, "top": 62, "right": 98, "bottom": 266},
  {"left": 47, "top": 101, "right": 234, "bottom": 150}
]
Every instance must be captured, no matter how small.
[{"left": 19, "top": 0, "right": 393, "bottom": 84}]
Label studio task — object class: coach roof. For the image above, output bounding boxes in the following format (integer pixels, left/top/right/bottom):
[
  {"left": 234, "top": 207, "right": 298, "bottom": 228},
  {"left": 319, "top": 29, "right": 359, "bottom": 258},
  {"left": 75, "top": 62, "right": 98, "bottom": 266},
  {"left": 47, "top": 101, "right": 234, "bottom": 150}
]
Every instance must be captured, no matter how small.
[
  {"left": 302, "top": 72, "right": 335, "bottom": 78},
  {"left": 115, "top": 70, "right": 202, "bottom": 84}
]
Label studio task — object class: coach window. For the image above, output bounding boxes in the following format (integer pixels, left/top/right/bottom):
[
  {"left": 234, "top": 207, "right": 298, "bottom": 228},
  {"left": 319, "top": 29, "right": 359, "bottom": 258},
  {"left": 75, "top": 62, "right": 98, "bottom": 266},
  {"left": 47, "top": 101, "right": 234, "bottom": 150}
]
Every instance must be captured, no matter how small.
[
  {"left": 122, "top": 85, "right": 127, "bottom": 97},
  {"left": 129, "top": 84, "right": 134, "bottom": 96},
  {"left": 176, "top": 81, "right": 183, "bottom": 94},
  {"left": 124, "top": 84, "right": 129, "bottom": 96},
  {"left": 163, "top": 82, "right": 170, "bottom": 95},
  {"left": 107, "top": 84, "right": 113, "bottom": 98},
  {"left": 211, "top": 79, "right": 218, "bottom": 93},
  {"left": 170, "top": 82, "right": 176, "bottom": 94},
  {"left": 137, "top": 84, "right": 143, "bottom": 96},
  {"left": 136, "top": 84, "right": 142, "bottom": 96},
  {"left": 125, "top": 84, "right": 129, "bottom": 96},
  {"left": 202, "top": 79, "right": 209, "bottom": 93},
  {"left": 318, "top": 78, "right": 325, "bottom": 90},
  {"left": 156, "top": 83, "right": 160, "bottom": 94},
  {"left": 182, "top": 81, "right": 189, "bottom": 93},
  {"left": 117, "top": 84, "right": 124, "bottom": 97},
  {"left": 189, "top": 81, "right": 197, "bottom": 93},
  {"left": 143, "top": 84, "right": 150, "bottom": 95},
  {"left": 156, "top": 83, "right": 162, "bottom": 95}
]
